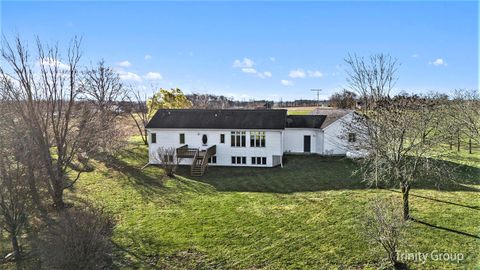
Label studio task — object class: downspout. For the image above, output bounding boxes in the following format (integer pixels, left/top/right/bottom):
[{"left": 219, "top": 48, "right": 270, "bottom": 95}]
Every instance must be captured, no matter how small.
[{"left": 280, "top": 130, "right": 284, "bottom": 168}]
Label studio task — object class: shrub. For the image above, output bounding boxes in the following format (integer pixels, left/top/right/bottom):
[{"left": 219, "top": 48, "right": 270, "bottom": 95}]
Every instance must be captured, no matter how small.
[
  {"left": 39, "top": 207, "right": 114, "bottom": 270},
  {"left": 362, "top": 196, "right": 408, "bottom": 268}
]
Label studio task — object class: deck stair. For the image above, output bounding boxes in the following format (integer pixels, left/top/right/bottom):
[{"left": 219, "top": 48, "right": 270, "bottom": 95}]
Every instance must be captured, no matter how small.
[{"left": 176, "top": 145, "right": 216, "bottom": 177}]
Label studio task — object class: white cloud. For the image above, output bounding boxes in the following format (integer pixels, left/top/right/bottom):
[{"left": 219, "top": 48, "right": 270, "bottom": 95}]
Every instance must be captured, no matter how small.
[
  {"left": 233, "top": 57, "right": 271, "bottom": 79},
  {"left": 289, "top": 69, "right": 306, "bottom": 78},
  {"left": 411, "top": 54, "right": 419, "bottom": 58},
  {"left": 269, "top": 57, "right": 276, "bottom": 62},
  {"left": 38, "top": 58, "right": 69, "bottom": 69},
  {"left": 307, "top": 70, "right": 324, "bottom": 78},
  {"left": 144, "top": 55, "right": 152, "bottom": 60},
  {"left": 232, "top": 58, "right": 255, "bottom": 68},
  {"left": 429, "top": 58, "right": 447, "bottom": 66},
  {"left": 143, "top": 72, "right": 162, "bottom": 80},
  {"left": 289, "top": 69, "right": 324, "bottom": 78},
  {"left": 280, "top": 79, "right": 293, "bottom": 86},
  {"left": 258, "top": 71, "right": 272, "bottom": 79},
  {"left": 118, "top": 60, "right": 132, "bottom": 67},
  {"left": 241, "top": 67, "right": 257, "bottom": 74},
  {"left": 118, "top": 71, "right": 142, "bottom": 81}
]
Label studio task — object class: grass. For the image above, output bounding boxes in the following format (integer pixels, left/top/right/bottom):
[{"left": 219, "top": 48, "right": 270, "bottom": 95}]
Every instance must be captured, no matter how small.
[
  {"left": 281, "top": 106, "right": 318, "bottom": 115},
  {"left": 71, "top": 138, "right": 480, "bottom": 269}
]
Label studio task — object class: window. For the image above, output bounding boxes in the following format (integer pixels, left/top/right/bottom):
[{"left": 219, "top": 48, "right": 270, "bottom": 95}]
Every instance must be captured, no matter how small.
[
  {"left": 151, "top": 133, "right": 156, "bottom": 144},
  {"left": 202, "top": 134, "right": 208, "bottom": 145},
  {"left": 208, "top": 155, "right": 217, "bottom": 164},
  {"left": 250, "top": 131, "right": 266, "bottom": 147},
  {"left": 231, "top": 156, "right": 246, "bottom": 164},
  {"left": 348, "top": 133, "right": 356, "bottom": 143},
  {"left": 251, "top": 156, "right": 267, "bottom": 165},
  {"left": 220, "top": 134, "right": 225, "bottom": 144},
  {"left": 231, "top": 131, "right": 246, "bottom": 147},
  {"left": 179, "top": 133, "right": 185, "bottom": 144}
]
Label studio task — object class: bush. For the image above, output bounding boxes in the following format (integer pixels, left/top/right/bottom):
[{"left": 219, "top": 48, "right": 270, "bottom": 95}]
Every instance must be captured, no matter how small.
[
  {"left": 362, "top": 196, "right": 408, "bottom": 268},
  {"left": 39, "top": 207, "right": 114, "bottom": 270}
]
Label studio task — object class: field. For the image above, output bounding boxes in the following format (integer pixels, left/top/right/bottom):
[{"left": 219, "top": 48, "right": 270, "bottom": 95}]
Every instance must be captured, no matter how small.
[
  {"left": 71, "top": 138, "right": 480, "bottom": 269},
  {"left": 281, "top": 106, "right": 319, "bottom": 115}
]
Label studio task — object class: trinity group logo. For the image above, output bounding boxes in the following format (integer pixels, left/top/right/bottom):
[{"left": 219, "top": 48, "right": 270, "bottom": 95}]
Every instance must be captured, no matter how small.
[{"left": 396, "top": 250, "right": 465, "bottom": 265}]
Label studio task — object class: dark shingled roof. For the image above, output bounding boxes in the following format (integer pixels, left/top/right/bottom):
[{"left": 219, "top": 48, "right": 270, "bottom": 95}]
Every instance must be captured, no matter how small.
[
  {"left": 310, "top": 108, "right": 353, "bottom": 128},
  {"left": 285, "top": 115, "right": 326, "bottom": 129},
  {"left": 146, "top": 109, "right": 287, "bottom": 129}
]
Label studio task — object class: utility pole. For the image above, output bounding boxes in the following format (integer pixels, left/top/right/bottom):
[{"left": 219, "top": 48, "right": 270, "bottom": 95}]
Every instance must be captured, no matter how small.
[{"left": 311, "top": 89, "right": 322, "bottom": 106}]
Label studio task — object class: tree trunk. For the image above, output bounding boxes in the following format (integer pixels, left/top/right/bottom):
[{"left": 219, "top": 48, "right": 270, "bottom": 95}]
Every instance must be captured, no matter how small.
[
  {"left": 11, "top": 233, "right": 20, "bottom": 260},
  {"left": 389, "top": 249, "right": 397, "bottom": 266},
  {"left": 457, "top": 132, "right": 460, "bottom": 152},
  {"left": 52, "top": 182, "right": 65, "bottom": 209},
  {"left": 401, "top": 182, "right": 410, "bottom": 220},
  {"left": 469, "top": 138, "right": 472, "bottom": 154},
  {"left": 26, "top": 153, "right": 44, "bottom": 212}
]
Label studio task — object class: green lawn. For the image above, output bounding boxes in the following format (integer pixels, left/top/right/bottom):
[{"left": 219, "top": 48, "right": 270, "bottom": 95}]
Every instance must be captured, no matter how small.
[{"left": 71, "top": 139, "right": 480, "bottom": 269}]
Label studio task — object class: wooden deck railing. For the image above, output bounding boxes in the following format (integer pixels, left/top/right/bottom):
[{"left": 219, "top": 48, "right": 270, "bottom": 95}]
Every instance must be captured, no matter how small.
[
  {"left": 177, "top": 145, "right": 216, "bottom": 176},
  {"left": 200, "top": 145, "right": 216, "bottom": 173},
  {"left": 176, "top": 145, "right": 198, "bottom": 158}
]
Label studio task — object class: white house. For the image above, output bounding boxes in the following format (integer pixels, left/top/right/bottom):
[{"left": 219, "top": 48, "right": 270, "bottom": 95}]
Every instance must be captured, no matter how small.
[{"left": 146, "top": 109, "right": 356, "bottom": 176}]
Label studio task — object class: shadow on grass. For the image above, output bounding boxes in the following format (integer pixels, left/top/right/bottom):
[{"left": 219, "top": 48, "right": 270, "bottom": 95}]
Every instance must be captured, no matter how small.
[
  {"left": 408, "top": 158, "right": 480, "bottom": 192},
  {"left": 101, "top": 152, "right": 165, "bottom": 195},
  {"left": 411, "top": 217, "right": 480, "bottom": 240},
  {"left": 390, "top": 190, "right": 480, "bottom": 211},
  {"left": 176, "top": 155, "right": 366, "bottom": 193},
  {"left": 176, "top": 155, "right": 480, "bottom": 194},
  {"left": 93, "top": 142, "right": 479, "bottom": 197},
  {"left": 94, "top": 147, "right": 216, "bottom": 201}
]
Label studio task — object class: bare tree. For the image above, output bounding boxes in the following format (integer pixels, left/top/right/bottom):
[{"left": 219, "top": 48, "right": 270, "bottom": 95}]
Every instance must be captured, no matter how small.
[
  {"left": 39, "top": 207, "right": 114, "bottom": 269},
  {"left": 0, "top": 110, "right": 29, "bottom": 259},
  {"left": 362, "top": 197, "right": 408, "bottom": 268},
  {"left": 189, "top": 92, "right": 211, "bottom": 109},
  {"left": 347, "top": 94, "right": 450, "bottom": 220},
  {"left": 83, "top": 60, "right": 128, "bottom": 155},
  {"left": 0, "top": 36, "right": 95, "bottom": 208},
  {"left": 0, "top": 155, "right": 28, "bottom": 260},
  {"left": 127, "top": 89, "right": 149, "bottom": 145},
  {"left": 451, "top": 90, "right": 480, "bottom": 153},
  {"left": 345, "top": 53, "right": 399, "bottom": 110},
  {"left": 329, "top": 89, "right": 358, "bottom": 109},
  {"left": 152, "top": 147, "right": 182, "bottom": 177}
]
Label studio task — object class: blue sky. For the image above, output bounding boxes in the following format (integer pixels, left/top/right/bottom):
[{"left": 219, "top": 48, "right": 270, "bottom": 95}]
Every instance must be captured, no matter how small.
[{"left": 1, "top": 1, "right": 478, "bottom": 100}]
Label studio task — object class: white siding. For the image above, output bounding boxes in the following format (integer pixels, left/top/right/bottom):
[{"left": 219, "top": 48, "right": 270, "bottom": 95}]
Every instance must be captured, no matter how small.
[
  {"left": 323, "top": 113, "right": 354, "bottom": 155},
  {"left": 147, "top": 112, "right": 357, "bottom": 167},
  {"left": 283, "top": 129, "right": 323, "bottom": 154},
  {"left": 147, "top": 129, "right": 283, "bottom": 167}
]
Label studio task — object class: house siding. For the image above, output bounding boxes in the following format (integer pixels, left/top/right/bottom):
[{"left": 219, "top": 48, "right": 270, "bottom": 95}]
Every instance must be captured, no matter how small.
[
  {"left": 147, "top": 129, "right": 283, "bottom": 167},
  {"left": 323, "top": 113, "right": 353, "bottom": 155},
  {"left": 283, "top": 129, "right": 324, "bottom": 154},
  {"left": 146, "top": 112, "right": 356, "bottom": 168}
]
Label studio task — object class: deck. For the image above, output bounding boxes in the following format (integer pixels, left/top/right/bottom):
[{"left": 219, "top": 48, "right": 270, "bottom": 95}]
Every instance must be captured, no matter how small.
[{"left": 176, "top": 145, "right": 216, "bottom": 176}]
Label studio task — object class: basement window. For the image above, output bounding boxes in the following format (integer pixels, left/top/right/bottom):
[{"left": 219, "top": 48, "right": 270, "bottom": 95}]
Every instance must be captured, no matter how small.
[
  {"left": 251, "top": 156, "right": 267, "bottom": 165},
  {"left": 208, "top": 155, "right": 217, "bottom": 164},
  {"left": 231, "top": 156, "right": 246, "bottom": 164}
]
